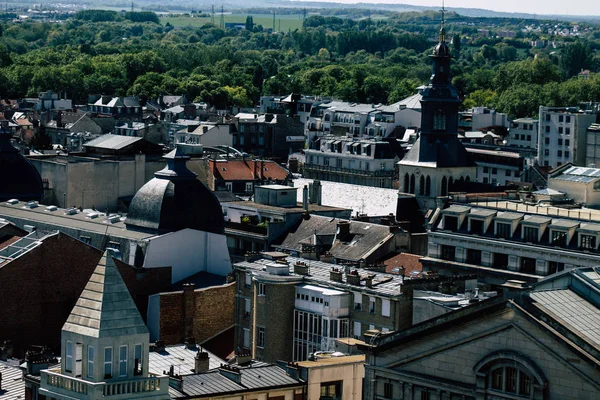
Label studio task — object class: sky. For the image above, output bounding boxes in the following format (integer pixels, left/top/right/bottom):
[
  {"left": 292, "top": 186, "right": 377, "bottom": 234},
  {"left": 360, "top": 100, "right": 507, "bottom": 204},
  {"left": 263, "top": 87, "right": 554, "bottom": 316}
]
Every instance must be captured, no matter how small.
[{"left": 328, "top": 0, "right": 600, "bottom": 17}]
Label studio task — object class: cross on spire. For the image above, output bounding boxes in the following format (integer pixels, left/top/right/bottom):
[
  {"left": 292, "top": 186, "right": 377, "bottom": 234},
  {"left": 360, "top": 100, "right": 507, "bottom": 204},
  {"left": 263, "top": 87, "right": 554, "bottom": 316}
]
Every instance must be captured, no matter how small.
[{"left": 439, "top": 0, "right": 447, "bottom": 43}]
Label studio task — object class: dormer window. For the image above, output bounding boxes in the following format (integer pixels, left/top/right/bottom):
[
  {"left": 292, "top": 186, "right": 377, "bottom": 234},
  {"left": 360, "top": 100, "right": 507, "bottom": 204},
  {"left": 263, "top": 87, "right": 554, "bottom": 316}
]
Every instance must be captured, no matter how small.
[
  {"left": 550, "top": 230, "right": 567, "bottom": 247},
  {"left": 523, "top": 226, "right": 538, "bottom": 243},
  {"left": 496, "top": 223, "right": 511, "bottom": 239}
]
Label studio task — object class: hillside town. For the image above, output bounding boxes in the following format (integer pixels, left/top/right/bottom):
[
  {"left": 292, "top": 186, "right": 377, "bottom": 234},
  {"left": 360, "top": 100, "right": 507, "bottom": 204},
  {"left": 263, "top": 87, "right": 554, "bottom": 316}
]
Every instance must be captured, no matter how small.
[{"left": 2, "top": 5, "right": 600, "bottom": 400}]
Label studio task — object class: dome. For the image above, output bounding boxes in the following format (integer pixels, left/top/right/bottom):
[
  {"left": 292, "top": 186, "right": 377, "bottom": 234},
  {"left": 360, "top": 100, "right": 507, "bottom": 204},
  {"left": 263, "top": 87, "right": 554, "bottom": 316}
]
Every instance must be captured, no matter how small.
[
  {"left": 125, "top": 148, "right": 225, "bottom": 234},
  {"left": 0, "top": 129, "right": 43, "bottom": 203},
  {"left": 433, "top": 42, "right": 451, "bottom": 57}
]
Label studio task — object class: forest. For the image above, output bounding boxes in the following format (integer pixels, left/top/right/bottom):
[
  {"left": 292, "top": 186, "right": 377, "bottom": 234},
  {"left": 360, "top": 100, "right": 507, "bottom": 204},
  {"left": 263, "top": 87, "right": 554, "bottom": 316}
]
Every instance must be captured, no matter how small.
[{"left": 0, "top": 9, "right": 600, "bottom": 118}]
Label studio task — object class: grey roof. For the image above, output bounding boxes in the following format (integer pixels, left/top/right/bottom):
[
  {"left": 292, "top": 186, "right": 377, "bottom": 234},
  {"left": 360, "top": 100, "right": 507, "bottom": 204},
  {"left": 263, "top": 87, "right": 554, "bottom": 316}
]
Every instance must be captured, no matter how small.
[
  {"left": 579, "top": 223, "right": 600, "bottom": 232},
  {"left": 84, "top": 134, "right": 143, "bottom": 150},
  {"left": 168, "top": 364, "right": 301, "bottom": 398},
  {"left": 277, "top": 215, "right": 394, "bottom": 262},
  {"left": 62, "top": 250, "right": 149, "bottom": 338},
  {"left": 552, "top": 166, "right": 600, "bottom": 183},
  {"left": 0, "top": 360, "right": 25, "bottom": 400},
  {"left": 391, "top": 92, "right": 423, "bottom": 110},
  {"left": 293, "top": 178, "right": 398, "bottom": 216},
  {"left": 148, "top": 345, "right": 225, "bottom": 377},
  {"left": 530, "top": 289, "right": 600, "bottom": 346},
  {"left": 468, "top": 208, "right": 497, "bottom": 218},
  {"left": 237, "top": 256, "right": 405, "bottom": 297},
  {"left": 442, "top": 205, "right": 471, "bottom": 214},
  {"left": 495, "top": 211, "right": 524, "bottom": 221},
  {"left": 522, "top": 215, "right": 552, "bottom": 225},
  {"left": 550, "top": 219, "right": 580, "bottom": 229}
]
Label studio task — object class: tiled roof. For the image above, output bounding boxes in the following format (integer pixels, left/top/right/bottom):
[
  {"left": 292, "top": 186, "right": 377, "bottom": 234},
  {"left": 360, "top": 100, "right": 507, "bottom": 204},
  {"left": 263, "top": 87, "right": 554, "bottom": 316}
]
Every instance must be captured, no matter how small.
[
  {"left": 383, "top": 253, "right": 423, "bottom": 277},
  {"left": 211, "top": 160, "right": 290, "bottom": 182}
]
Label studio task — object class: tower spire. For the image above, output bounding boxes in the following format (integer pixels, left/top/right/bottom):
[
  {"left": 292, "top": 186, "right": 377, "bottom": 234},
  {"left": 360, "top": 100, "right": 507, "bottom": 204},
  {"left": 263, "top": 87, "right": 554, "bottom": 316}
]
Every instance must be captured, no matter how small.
[{"left": 439, "top": 0, "right": 446, "bottom": 43}]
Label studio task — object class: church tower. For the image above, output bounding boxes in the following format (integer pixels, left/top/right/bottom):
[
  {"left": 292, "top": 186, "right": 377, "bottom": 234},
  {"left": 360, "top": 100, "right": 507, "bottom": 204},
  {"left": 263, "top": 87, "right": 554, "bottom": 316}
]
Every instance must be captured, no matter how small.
[{"left": 397, "top": 5, "right": 476, "bottom": 207}]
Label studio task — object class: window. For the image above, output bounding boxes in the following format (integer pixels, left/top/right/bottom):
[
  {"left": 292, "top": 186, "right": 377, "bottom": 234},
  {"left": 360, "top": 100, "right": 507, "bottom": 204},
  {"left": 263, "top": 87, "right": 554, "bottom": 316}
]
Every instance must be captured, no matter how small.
[
  {"left": 523, "top": 226, "right": 538, "bottom": 243},
  {"left": 258, "top": 283, "right": 266, "bottom": 296},
  {"left": 444, "top": 216, "right": 458, "bottom": 231},
  {"left": 421, "top": 391, "right": 431, "bottom": 400},
  {"left": 382, "top": 299, "right": 390, "bottom": 317},
  {"left": 369, "top": 297, "right": 376, "bottom": 314},
  {"left": 244, "top": 298, "right": 251, "bottom": 318},
  {"left": 545, "top": 126, "right": 550, "bottom": 133},
  {"left": 558, "top": 138, "right": 562, "bottom": 145},
  {"left": 87, "top": 346, "right": 94, "bottom": 378},
  {"left": 544, "top": 149, "right": 549, "bottom": 156},
  {"left": 245, "top": 273, "right": 251, "bottom": 288},
  {"left": 491, "top": 168, "right": 497, "bottom": 175},
  {"left": 566, "top": 115, "right": 571, "bottom": 123},
  {"left": 496, "top": 223, "right": 512, "bottom": 239},
  {"left": 493, "top": 253, "right": 508, "bottom": 269},
  {"left": 547, "top": 261, "right": 565, "bottom": 275},
  {"left": 557, "top": 150, "right": 562, "bottom": 157},
  {"left": 544, "top": 137, "right": 549, "bottom": 145},
  {"left": 119, "top": 345, "right": 127, "bottom": 377},
  {"left": 353, "top": 321, "right": 361, "bottom": 339},
  {"left": 383, "top": 382, "right": 393, "bottom": 398},
  {"left": 565, "top": 139, "right": 570, "bottom": 146},
  {"left": 558, "top": 127, "right": 563, "bottom": 134},
  {"left": 441, "top": 245, "right": 456, "bottom": 261},
  {"left": 471, "top": 219, "right": 484, "bottom": 234},
  {"left": 505, "top": 169, "right": 511, "bottom": 176},
  {"left": 483, "top": 166, "right": 489, "bottom": 173},
  {"left": 581, "top": 234, "right": 596, "bottom": 250},
  {"left": 433, "top": 109, "right": 446, "bottom": 131},
  {"left": 564, "top": 151, "right": 570, "bottom": 158},
  {"left": 104, "top": 347, "right": 112, "bottom": 378},
  {"left": 565, "top": 127, "right": 571, "bottom": 135},
  {"left": 134, "top": 344, "right": 142, "bottom": 376},
  {"left": 66, "top": 341, "right": 73, "bottom": 372},
  {"left": 243, "top": 328, "right": 250, "bottom": 348},
  {"left": 467, "top": 249, "right": 482, "bottom": 265},
  {"left": 559, "top": 115, "right": 564, "bottom": 122},
  {"left": 551, "top": 230, "right": 567, "bottom": 246},
  {"left": 320, "top": 381, "right": 342, "bottom": 399},
  {"left": 80, "top": 235, "right": 91, "bottom": 244},
  {"left": 257, "top": 327, "right": 265, "bottom": 348},
  {"left": 520, "top": 257, "right": 536, "bottom": 274},
  {"left": 545, "top": 114, "right": 550, "bottom": 121},
  {"left": 225, "top": 182, "right": 232, "bottom": 192},
  {"left": 489, "top": 366, "right": 533, "bottom": 396},
  {"left": 354, "top": 292, "right": 362, "bottom": 310},
  {"left": 526, "top": 135, "right": 531, "bottom": 141},
  {"left": 245, "top": 182, "right": 253, "bottom": 193}
]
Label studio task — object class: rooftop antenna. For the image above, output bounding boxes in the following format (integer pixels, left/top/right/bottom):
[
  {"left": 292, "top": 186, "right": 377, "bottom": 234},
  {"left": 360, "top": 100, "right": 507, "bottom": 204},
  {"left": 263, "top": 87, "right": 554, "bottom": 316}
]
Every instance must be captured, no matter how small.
[
  {"left": 220, "top": 5, "right": 224, "bottom": 29},
  {"left": 211, "top": 4, "right": 215, "bottom": 25},
  {"left": 440, "top": 0, "right": 446, "bottom": 42},
  {"left": 131, "top": 1, "right": 134, "bottom": 12}
]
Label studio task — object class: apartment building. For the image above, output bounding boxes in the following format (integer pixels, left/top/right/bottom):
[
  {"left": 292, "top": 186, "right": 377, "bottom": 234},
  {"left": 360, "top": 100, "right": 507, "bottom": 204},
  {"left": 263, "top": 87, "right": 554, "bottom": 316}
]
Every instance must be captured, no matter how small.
[
  {"left": 506, "top": 117, "right": 538, "bottom": 149},
  {"left": 537, "top": 106, "right": 596, "bottom": 168},
  {"left": 467, "top": 147, "right": 524, "bottom": 185},
  {"left": 424, "top": 201, "right": 600, "bottom": 287},
  {"left": 303, "top": 137, "right": 401, "bottom": 188}
]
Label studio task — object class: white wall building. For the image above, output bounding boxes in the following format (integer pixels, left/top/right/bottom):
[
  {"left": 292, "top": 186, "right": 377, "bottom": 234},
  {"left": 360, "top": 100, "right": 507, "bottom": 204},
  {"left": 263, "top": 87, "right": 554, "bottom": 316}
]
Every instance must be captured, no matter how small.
[{"left": 506, "top": 117, "right": 539, "bottom": 149}]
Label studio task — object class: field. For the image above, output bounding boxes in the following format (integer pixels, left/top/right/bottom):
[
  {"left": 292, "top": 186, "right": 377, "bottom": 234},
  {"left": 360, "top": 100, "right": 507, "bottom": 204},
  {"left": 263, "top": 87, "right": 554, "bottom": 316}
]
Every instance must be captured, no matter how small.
[{"left": 161, "top": 13, "right": 305, "bottom": 31}]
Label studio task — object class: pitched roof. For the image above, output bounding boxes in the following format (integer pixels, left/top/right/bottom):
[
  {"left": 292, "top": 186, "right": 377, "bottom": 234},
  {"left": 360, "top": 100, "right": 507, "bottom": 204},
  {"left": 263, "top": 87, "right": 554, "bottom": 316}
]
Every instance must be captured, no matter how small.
[
  {"left": 0, "top": 360, "right": 25, "bottom": 400},
  {"left": 383, "top": 253, "right": 423, "bottom": 277},
  {"left": 62, "top": 250, "right": 148, "bottom": 338},
  {"left": 84, "top": 134, "right": 143, "bottom": 150},
  {"left": 211, "top": 160, "right": 290, "bottom": 182}
]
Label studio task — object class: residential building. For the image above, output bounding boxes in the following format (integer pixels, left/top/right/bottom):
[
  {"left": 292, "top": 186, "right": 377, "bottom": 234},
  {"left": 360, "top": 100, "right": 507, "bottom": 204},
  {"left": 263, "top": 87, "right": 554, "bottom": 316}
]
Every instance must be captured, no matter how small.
[
  {"left": 207, "top": 158, "right": 291, "bottom": 195},
  {"left": 175, "top": 122, "right": 234, "bottom": 148},
  {"left": 113, "top": 120, "right": 163, "bottom": 144},
  {"left": 303, "top": 137, "right": 400, "bottom": 188},
  {"left": 459, "top": 107, "right": 510, "bottom": 132},
  {"left": 44, "top": 111, "right": 105, "bottom": 148},
  {"left": 277, "top": 354, "right": 366, "bottom": 400},
  {"left": 547, "top": 164, "right": 600, "bottom": 207},
  {"left": 459, "top": 130, "right": 502, "bottom": 145},
  {"left": 234, "top": 255, "right": 473, "bottom": 363},
  {"left": 222, "top": 184, "right": 351, "bottom": 256},
  {"left": 87, "top": 95, "right": 142, "bottom": 119},
  {"left": 467, "top": 147, "right": 524, "bottom": 185},
  {"left": 260, "top": 93, "right": 321, "bottom": 124},
  {"left": 537, "top": 106, "right": 597, "bottom": 168},
  {"left": 233, "top": 112, "right": 304, "bottom": 160},
  {"left": 506, "top": 117, "right": 539, "bottom": 149},
  {"left": 37, "top": 90, "right": 73, "bottom": 111},
  {"left": 424, "top": 201, "right": 600, "bottom": 288},
  {"left": 360, "top": 268, "right": 600, "bottom": 400},
  {"left": 397, "top": 24, "right": 477, "bottom": 209},
  {"left": 38, "top": 249, "right": 171, "bottom": 400}
]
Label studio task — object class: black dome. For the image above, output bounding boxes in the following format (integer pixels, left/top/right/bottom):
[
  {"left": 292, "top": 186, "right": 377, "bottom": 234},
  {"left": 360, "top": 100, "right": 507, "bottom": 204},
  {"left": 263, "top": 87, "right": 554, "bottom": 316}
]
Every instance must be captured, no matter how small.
[
  {"left": 433, "top": 42, "right": 451, "bottom": 57},
  {"left": 0, "top": 130, "right": 43, "bottom": 203},
  {"left": 125, "top": 148, "right": 225, "bottom": 234}
]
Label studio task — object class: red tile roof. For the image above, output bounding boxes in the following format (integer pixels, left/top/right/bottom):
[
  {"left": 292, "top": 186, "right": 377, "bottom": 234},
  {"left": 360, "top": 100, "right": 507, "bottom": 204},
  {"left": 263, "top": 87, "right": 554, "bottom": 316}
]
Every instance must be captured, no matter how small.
[
  {"left": 15, "top": 119, "right": 32, "bottom": 126},
  {"left": 210, "top": 159, "right": 290, "bottom": 182},
  {"left": 383, "top": 252, "right": 423, "bottom": 277}
]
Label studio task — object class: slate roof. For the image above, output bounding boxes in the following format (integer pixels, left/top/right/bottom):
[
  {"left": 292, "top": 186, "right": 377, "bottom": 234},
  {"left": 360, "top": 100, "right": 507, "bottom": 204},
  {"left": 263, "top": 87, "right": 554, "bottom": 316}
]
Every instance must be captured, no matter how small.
[
  {"left": 84, "top": 134, "right": 143, "bottom": 150},
  {"left": 277, "top": 215, "right": 395, "bottom": 262},
  {"left": 168, "top": 365, "right": 302, "bottom": 398},
  {"left": 0, "top": 360, "right": 24, "bottom": 400},
  {"left": 148, "top": 345, "right": 225, "bottom": 377},
  {"left": 400, "top": 133, "right": 476, "bottom": 168},
  {"left": 62, "top": 250, "right": 149, "bottom": 338},
  {"left": 390, "top": 92, "right": 423, "bottom": 110}
]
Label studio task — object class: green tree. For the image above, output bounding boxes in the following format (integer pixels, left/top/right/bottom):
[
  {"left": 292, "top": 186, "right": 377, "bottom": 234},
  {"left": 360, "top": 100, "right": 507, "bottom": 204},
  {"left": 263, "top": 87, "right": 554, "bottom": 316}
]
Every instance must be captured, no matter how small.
[{"left": 560, "top": 40, "right": 593, "bottom": 78}]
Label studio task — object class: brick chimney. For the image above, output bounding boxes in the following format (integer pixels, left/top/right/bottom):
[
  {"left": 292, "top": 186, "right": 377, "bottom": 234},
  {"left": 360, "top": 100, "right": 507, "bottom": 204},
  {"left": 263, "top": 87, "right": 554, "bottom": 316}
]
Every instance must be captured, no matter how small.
[{"left": 336, "top": 220, "right": 351, "bottom": 242}]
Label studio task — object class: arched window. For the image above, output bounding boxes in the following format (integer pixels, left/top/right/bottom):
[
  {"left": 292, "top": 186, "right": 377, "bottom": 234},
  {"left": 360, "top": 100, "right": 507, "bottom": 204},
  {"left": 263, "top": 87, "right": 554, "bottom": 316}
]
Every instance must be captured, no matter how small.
[
  {"left": 410, "top": 174, "right": 416, "bottom": 194},
  {"left": 441, "top": 176, "right": 447, "bottom": 196},
  {"left": 448, "top": 177, "right": 454, "bottom": 192},
  {"left": 419, "top": 175, "right": 425, "bottom": 196},
  {"left": 425, "top": 176, "right": 431, "bottom": 196},
  {"left": 474, "top": 351, "right": 547, "bottom": 400},
  {"left": 466, "top": 176, "right": 471, "bottom": 182},
  {"left": 403, "top": 173, "right": 410, "bottom": 193}
]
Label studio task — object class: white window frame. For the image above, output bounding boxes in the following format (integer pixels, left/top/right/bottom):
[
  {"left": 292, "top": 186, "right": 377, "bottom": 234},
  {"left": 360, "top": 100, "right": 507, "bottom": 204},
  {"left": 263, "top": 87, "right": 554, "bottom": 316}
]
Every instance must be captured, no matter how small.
[
  {"left": 354, "top": 292, "right": 362, "bottom": 310},
  {"left": 119, "top": 345, "right": 128, "bottom": 377},
  {"left": 353, "top": 321, "right": 361, "bottom": 339},
  {"left": 258, "top": 283, "right": 266, "bottom": 296},
  {"left": 65, "top": 340, "right": 73, "bottom": 372},
  {"left": 87, "top": 346, "right": 94, "bottom": 378},
  {"left": 245, "top": 272, "right": 251, "bottom": 287},
  {"left": 245, "top": 182, "right": 253, "bottom": 193},
  {"left": 257, "top": 327, "right": 265, "bottom": 348},
  {"left": 369, "top": 297, "right": 376, "bottom": 314},
  {"left": 243, "top": 328, "right": 250, "bottom": 348},
  {"left": 244, "top": 298, "right": 251, "bottom": 318},
  {"left": 134, "top": 344, "right": 143, "bottom": 375}
]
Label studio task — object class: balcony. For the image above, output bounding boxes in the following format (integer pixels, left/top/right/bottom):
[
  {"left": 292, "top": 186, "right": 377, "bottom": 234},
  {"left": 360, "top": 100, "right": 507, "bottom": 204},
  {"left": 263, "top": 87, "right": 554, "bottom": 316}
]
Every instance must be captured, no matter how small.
[
  {"left": 304, "top": 163, "right": 394, "bottom": 177},
  {"left": 41, "top": 369, "right": 169, "bottom": 399}
]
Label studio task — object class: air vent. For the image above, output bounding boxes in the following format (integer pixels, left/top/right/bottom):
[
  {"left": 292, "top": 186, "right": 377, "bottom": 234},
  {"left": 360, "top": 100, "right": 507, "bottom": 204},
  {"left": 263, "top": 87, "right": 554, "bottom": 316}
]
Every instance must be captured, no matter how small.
[
  {"left": 46, "top": 205, "right": 58, "bottom": 212},
  {"left": 25, "top": 201, "right": 39, "bottom": 209},
  {"left": 106, "top": 215, "right": 121, "bottom": 224},
  {"left": 65, "top": 208, "right": 78, "bottom": 215},
  {"left": 6, "top": 199, "right": 18, "bottom": 205},
  {"left": 87, "top": 212, "right": 99, "bottom": 219}
]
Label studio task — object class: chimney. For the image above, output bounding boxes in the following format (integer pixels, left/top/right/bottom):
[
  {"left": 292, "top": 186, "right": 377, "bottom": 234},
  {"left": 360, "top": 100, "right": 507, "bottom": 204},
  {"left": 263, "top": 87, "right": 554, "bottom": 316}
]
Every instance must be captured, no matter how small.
[
  {"left": 365, "top": 274, "right": 375, "bottom": 288},
  {"left": 194, "top": 348, "right": 210, "bottom": 373},
  {"left": 336, "top": 220, "right": 351, "bottom": 242},
  {"left": 56, "top": 110, "right": 62, "bottom": 128},
  {"left": 219, "top": 364, "right": 242, "bottom": 384},
  {"left": 329, "top": 267, "right": 343, "bottom": 282},
  {"left": 127, "top": 120, "right": 133, "bottom": 128},
  {"left": 302, "top": 185, "right": 309, "bottom": 211}
]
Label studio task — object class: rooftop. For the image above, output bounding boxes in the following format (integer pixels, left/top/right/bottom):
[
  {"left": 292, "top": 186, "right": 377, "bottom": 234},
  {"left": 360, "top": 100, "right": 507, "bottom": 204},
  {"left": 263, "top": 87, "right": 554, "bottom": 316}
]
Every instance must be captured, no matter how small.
[
  {"left": 0, "top": 359, "right": 24, "bottom": 400},
  {"left": 295, "top": 354, "right": 365, "bottom": 368},
  {"left": 148, "top": 345, "right": 225, "bottom": 377},
  {"left": 84, "top": 134, "right": 143, "bottom": 150}
]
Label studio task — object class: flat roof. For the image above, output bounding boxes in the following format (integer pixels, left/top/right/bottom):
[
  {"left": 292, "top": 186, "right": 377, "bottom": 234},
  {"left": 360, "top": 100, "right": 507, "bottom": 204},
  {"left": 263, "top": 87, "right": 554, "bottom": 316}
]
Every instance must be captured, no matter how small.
[
  {"left": 297, "top": 283, "right": 348, "bottom": 296},
  {"left": 258, "top": 184, "right": 297, "bottom": 190},
  {"left": 148, "top": 345, "right": 225, "bottom": 376},
  {"left": 443, "top": 205, "right": 471, "bottom": 214},
  {"left": 295, "top": 354, "right": 365, "bottom": 368}
]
